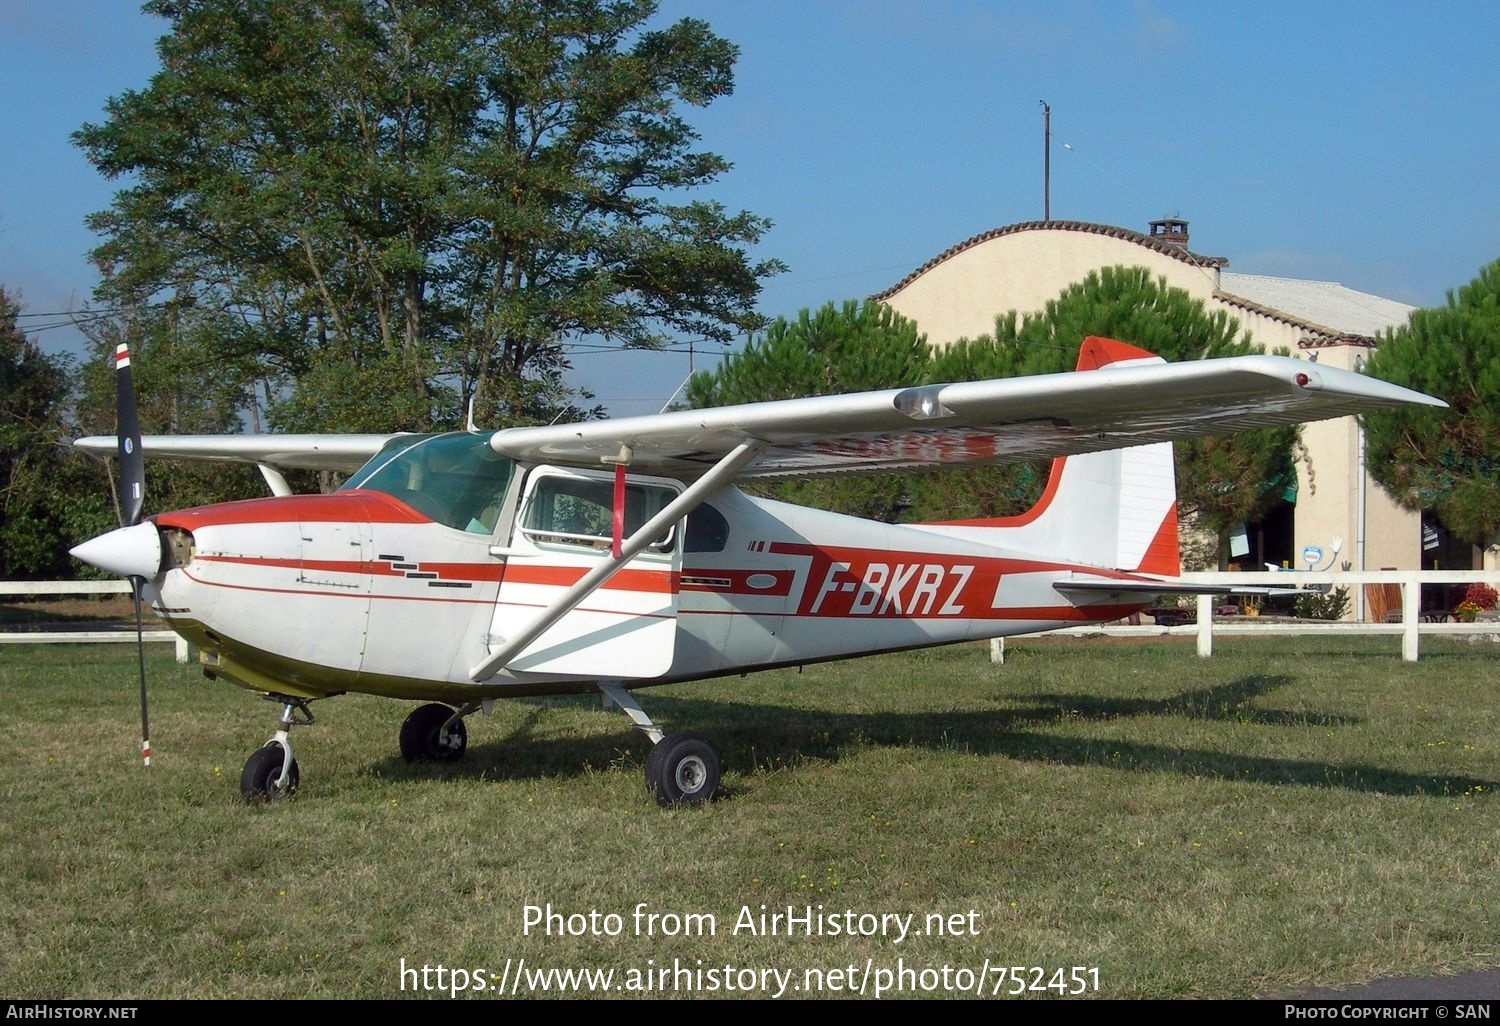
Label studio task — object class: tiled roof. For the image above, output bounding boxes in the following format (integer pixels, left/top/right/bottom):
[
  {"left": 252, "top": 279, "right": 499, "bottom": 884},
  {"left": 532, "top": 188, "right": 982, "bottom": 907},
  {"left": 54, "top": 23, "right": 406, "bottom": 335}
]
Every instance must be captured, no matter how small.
[
  {"left": 871, "top": 219, "right": 1229, "bottom": 301},
  {"left": 1217, "top": 272, "right": 1415, "bottom": 341}
]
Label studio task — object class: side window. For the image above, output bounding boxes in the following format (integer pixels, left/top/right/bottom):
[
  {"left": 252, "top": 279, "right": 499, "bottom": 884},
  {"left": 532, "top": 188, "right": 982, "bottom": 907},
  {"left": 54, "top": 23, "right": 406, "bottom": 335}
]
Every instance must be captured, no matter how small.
[
  {"left": 685, "top": 504, "right": 729, "bottom": 553},
  {"left": 520, "top": 474, "right": 679, "bottom": 552}
]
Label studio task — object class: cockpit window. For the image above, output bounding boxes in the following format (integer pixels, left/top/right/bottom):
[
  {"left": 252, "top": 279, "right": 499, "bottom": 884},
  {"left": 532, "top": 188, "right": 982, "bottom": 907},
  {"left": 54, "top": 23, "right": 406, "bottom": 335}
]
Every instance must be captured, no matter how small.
[
  {"left": 342, "top": 433, "right": 514, "bottom": 534},
  {"left": 520, "top": 473, "right": 678, "bottom": 553}
]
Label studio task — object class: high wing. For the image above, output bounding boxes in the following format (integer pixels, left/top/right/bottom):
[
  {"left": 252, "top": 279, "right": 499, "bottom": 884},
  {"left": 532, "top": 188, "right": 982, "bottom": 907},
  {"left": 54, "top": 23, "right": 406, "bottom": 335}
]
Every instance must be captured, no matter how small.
[
  {"left": 74, "top": 433, "right": 402, "bottom": 473},
  {"left": 73, "top": 350, "right": 1444, "bottom": 483},
  {"left": 488, "top": 352, "right": 1445, "bottom": 478}
]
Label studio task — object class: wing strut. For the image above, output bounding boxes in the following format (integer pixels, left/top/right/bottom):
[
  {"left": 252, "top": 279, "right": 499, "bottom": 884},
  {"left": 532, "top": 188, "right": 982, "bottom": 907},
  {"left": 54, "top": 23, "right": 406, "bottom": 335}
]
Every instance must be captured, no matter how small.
[
  {"left": 469, "top": 440, "right": 764, "bottom": 682},
  {"left": 256, "top": 462, "right": 293, "bottom": 497}
]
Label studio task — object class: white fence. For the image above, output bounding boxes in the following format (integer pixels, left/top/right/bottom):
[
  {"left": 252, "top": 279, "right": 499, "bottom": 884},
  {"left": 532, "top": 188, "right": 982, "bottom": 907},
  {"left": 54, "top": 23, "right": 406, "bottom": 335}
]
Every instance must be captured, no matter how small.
[
  {"left": 1007, "top": 569, "right": 1500, "bottom": 662},
  {"left": 1, "top": 580, "right": 192, "bottom": 662}
]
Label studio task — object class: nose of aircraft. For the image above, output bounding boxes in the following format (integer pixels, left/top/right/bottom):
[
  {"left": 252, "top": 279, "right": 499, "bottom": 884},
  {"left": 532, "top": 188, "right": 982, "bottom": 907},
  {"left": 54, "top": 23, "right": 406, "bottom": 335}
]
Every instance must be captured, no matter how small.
[{"left": 70, "top": 521, "right": 164, "bottom": 580}]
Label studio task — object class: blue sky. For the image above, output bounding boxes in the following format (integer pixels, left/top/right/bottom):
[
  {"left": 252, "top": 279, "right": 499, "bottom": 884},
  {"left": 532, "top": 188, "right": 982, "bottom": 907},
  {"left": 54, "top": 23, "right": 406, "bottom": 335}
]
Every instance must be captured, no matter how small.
[{"left": 3, "top": 1, "right": 1497, "bottom": 416}]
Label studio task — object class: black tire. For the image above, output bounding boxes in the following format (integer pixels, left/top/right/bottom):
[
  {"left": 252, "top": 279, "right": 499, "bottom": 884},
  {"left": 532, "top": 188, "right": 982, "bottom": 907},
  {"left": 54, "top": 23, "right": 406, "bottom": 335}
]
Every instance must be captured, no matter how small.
[
  {"left": 646, "top": 732, "right": 720, "bottom": 806},
  {"left": 399, "top": 703, "right": 467, "bottom": 762},
  {"left": 240, "top": 745, "right": 299, "bottom": 802},
  {"left": 643, "top": 733, "right": 667, "bottom": 784}
]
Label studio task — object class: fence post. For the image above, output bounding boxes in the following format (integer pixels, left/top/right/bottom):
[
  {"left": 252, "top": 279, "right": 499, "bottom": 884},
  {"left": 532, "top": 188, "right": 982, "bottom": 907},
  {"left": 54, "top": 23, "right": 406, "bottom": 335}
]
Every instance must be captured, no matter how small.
[
  {"left": 1196, "top": 593, "right": 1213, "bottom": 658},
  {"left": 1401, "top": 576, "right": 1420, "bottom": 662},
  {"left": 990, "top": 637, "right": 1005, "bottom": 665}
]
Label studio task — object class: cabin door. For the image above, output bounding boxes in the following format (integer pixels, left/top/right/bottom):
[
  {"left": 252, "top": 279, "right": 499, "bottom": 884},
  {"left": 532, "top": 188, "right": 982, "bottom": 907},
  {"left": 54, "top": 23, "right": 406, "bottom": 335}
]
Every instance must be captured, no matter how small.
[{"left": 489, "top": 466, "right": 681, "bottom": 678}]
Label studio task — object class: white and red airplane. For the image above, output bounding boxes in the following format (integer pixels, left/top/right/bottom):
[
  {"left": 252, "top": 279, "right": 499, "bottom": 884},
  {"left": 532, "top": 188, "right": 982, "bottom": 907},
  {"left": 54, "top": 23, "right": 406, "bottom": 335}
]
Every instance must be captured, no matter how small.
[{"left": 70, "top": 337, "right": 1443, "bottom": 804}]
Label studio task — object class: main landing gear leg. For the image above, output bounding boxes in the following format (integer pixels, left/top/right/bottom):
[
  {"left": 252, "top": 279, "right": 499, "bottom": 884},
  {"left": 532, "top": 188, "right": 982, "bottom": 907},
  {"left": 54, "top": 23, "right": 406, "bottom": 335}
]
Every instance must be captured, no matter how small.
[
  {"left": 599, "top": 681, "right": 720, "bottom": 807},
  {"left": 240, "top": 695, "right": 314, "bottom": 802}
]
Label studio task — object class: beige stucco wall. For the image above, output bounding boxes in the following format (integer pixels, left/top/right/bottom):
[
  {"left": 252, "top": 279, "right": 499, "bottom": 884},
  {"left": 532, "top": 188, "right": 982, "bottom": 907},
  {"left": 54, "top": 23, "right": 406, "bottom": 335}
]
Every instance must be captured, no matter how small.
[
  {"left": 883, "top": 228, "right": 1221, "bottom": 346},
  {"left": 1286, "top": 345, "right": 1421, "bottom": 578},
  {"left": 876, "top": 222, "right": 1427, "bottom": 599}
]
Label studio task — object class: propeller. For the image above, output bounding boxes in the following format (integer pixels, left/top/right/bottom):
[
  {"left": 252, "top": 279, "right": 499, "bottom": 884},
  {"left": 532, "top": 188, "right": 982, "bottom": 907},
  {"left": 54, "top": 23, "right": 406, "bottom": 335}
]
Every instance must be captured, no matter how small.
[
  {"left": 70, "top": 343, "right": 159, "bottom": 766},
  {"left": 117, "top": 343, "right": 152, "bottom": 767},
  {"left": 107, "top": 342, "right": 151, "bottom": 767}
]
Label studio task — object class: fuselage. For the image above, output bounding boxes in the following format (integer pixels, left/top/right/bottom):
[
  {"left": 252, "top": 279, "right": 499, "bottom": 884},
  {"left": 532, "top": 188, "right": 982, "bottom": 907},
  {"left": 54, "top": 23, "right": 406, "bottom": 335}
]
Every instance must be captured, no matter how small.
[{"left": 142, "top": 433, "right": 1151, "bottom": 703}]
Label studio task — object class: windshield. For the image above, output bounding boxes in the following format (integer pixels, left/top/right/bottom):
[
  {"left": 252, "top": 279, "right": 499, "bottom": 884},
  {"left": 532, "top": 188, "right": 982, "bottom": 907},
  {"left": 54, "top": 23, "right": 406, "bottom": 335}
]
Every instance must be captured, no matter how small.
[{"left": 342, "top": 433, "right": 514, "bottom": 534}]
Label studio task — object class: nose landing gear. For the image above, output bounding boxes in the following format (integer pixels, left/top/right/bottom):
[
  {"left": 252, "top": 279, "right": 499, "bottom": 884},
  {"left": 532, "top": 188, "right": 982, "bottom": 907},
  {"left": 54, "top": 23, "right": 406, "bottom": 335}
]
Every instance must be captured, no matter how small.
[{"left": 240, "top": 696, "right": 314, "bottom": 802}]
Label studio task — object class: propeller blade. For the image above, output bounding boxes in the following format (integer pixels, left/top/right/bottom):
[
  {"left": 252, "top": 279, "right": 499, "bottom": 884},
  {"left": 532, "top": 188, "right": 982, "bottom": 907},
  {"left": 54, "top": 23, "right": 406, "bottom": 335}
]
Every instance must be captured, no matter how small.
[
  {"left": 115, "top": 341, "right": 151, "bottom": 765},
  {"left": 132, "top": 577, "right": 151, "bottom": 767},
  {"left": 115, "top": 343, "right": 145, "bottom": 528}
]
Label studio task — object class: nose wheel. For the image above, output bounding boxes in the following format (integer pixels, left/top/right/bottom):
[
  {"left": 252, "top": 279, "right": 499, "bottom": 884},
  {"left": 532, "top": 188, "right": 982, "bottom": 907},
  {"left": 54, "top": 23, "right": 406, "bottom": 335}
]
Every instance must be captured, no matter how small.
[
  {"left": 240, "top": 696, "right": 313, "bottom": 802},
  {"left": 241, "top": 745, "right": 299, "bottom": 801}
]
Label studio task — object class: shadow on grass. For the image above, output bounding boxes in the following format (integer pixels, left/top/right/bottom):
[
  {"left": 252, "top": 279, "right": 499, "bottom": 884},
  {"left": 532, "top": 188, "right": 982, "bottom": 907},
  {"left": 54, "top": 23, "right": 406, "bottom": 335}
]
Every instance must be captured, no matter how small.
[
  {"left": 375, "top": 674, "right": 1494, "bottom": 799},
  {"left": 1013, "top": 673, "right": 1360, "bottom": 728}
]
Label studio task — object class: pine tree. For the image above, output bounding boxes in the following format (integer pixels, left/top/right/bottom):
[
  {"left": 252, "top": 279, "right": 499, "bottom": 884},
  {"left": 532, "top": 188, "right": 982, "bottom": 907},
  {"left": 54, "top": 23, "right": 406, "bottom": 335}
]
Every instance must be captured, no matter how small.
[{"left": 1363, "top": 259, "right": 1500, "bottom": 548}]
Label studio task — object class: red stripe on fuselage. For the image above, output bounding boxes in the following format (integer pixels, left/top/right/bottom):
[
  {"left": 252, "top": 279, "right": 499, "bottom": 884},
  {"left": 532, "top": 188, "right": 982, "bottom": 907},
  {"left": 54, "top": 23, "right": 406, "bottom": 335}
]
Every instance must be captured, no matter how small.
[
  {"left": 501, "top": 564, "right": 677, "bottom": 594},
  {"left": 194, "top": 555, "right": 674, "bottom": 593},
  {"left": 781, "top": 602, "right": 1146, "bottom": 622},
  {"left": 678, "top": 568, "right": 795, "bottom": 597},
  {"left": 767, "top": 541, "right": 1150, "bottom": 619}
]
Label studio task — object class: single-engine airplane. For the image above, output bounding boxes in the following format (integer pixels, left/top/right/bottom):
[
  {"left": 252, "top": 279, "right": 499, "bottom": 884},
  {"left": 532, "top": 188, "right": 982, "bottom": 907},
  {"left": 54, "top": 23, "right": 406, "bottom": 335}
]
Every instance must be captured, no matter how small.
[{"left": 71, "top": 337, "right": 1444, "bottom": 805}]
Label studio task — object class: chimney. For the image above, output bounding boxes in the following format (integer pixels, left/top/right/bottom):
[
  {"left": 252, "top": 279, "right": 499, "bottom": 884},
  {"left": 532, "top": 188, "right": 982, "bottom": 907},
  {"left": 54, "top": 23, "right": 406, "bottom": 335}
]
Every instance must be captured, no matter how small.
[{"left": 1148, "top": 216, "right": 1190, "bottom": 249}]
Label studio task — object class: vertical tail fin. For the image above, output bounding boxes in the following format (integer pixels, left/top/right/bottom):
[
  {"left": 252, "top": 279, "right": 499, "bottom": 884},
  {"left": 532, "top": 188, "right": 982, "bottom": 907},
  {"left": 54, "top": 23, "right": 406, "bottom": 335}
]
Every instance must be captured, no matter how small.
[{"left": 915, "top": 337, "right": 1180, "bottom": 575}]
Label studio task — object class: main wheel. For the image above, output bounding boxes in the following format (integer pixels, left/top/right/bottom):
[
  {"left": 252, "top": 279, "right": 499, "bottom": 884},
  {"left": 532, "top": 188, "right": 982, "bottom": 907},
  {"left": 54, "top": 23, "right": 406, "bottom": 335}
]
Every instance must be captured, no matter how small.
[
  {"left": 645, "top": 732, "right": 720, "bottom": 806},
  {"left": 240, "top": 745, "right": 299, "bottom": 802},
  {"left": 399, "top": 703, "right": 468, "bottom": 762}
]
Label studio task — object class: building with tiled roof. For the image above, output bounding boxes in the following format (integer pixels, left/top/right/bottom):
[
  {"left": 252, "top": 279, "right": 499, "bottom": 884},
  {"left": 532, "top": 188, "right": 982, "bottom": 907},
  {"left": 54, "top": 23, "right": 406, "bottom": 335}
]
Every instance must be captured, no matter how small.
[{"left": 875, "top": 218, "right": 1460, "bottom": 600}]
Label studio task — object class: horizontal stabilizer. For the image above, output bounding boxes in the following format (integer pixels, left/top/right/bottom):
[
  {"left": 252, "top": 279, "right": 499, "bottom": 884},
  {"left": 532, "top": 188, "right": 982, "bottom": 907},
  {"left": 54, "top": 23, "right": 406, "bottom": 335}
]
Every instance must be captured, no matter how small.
[{"left": 1053, "top": 578, "right": 1296, "bottom": 598}]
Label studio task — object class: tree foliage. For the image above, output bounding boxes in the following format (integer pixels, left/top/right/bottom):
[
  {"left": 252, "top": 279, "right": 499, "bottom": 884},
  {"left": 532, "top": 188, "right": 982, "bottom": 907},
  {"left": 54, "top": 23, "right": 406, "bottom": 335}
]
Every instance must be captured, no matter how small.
[
  {"left": 688, "top": 301, "right": 928, "bottom": 521},
  {"left": 689, "top": 268, "right": 1297, "bottom": 547},
  {"left": 1363, "top": 258, "right": 1500, "bottom": 547},
  {"left": 75, "top": 0, "right": 781, "bottom": 434},
  {"left": 0, "top": 290, "right": 114, "bottom": 579},
  {"left": 687, "top": 300, "right": 929, "bottom": 407}
]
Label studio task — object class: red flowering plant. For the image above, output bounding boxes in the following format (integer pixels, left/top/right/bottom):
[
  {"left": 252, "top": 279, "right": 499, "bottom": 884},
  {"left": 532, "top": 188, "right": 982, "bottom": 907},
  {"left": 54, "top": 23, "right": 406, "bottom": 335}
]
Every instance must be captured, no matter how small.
[
  {"left": 1454, "top": 583, "right": 1498, "bottom": 622},
  {"left": 1464, "top": 583, "right": 1499, "bottom": 609}
]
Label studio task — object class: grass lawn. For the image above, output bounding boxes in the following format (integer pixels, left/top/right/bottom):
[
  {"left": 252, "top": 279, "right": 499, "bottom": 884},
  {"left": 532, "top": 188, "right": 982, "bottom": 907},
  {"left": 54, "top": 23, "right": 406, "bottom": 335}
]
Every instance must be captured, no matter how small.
[{"left": 0, "top": 636, "right": 1495, "bottom": 999}]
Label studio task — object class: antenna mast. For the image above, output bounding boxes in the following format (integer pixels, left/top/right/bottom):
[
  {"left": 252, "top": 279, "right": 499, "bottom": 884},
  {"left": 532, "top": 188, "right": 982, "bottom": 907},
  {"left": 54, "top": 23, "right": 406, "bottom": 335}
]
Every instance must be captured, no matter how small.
[{"left": 1040, "top": 100, "right": 1051, "bottom": 221}]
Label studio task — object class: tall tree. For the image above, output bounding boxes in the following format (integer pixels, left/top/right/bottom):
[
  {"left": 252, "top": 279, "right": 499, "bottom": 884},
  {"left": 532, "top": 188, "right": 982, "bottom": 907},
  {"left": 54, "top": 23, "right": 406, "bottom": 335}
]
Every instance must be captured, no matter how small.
[
  {"left": 1363, "top": 259, "right": 1500, "bottom": 548},
  {"left": 0, "top": 289, "right": 114, "bottom": 578},
  {"left": 75, "top": 0, "right": 781, "bottom": 433}
]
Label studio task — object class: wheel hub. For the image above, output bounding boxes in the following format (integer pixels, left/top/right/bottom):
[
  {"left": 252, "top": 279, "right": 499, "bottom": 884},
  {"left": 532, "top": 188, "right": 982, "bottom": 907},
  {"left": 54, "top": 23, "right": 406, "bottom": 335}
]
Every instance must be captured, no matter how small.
[{"left": 675, "top": 755, "right": 706, "bottom": 794}]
